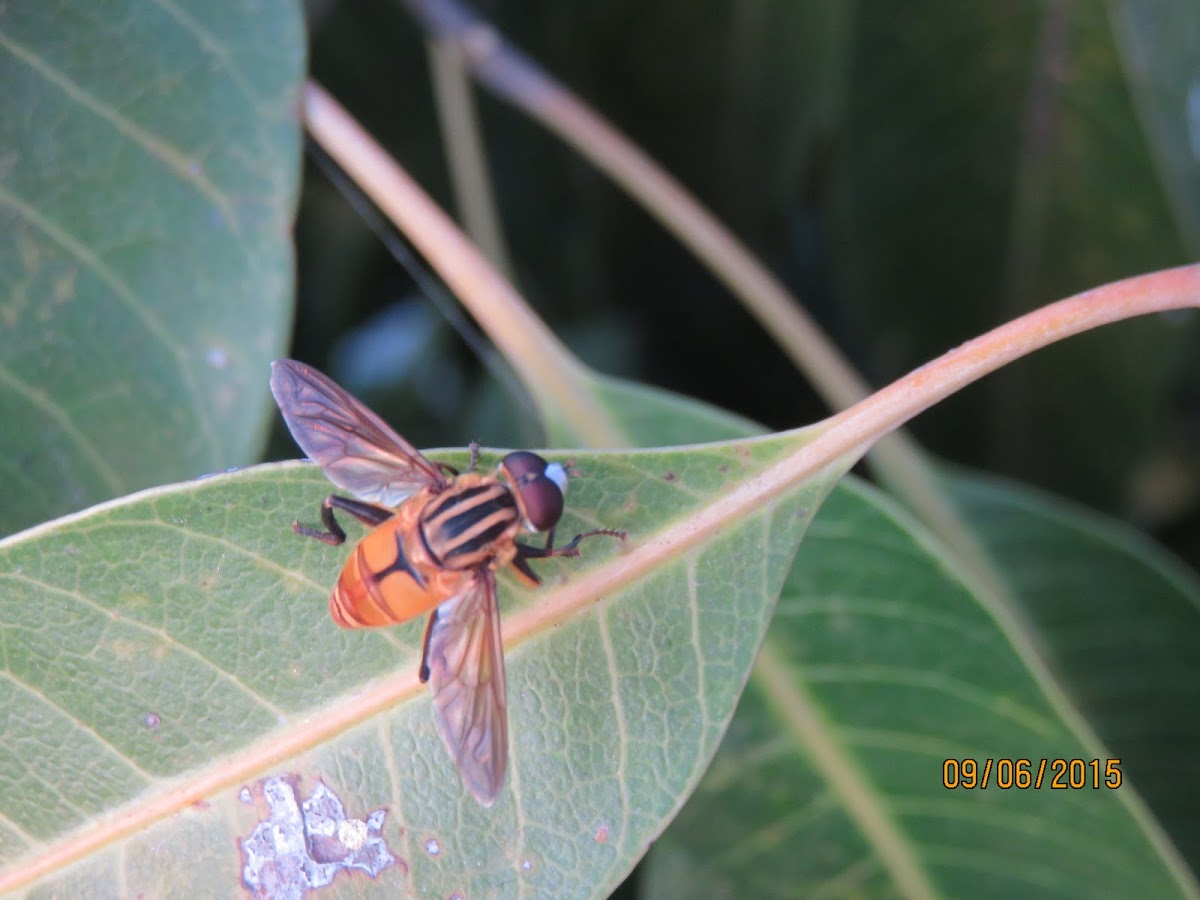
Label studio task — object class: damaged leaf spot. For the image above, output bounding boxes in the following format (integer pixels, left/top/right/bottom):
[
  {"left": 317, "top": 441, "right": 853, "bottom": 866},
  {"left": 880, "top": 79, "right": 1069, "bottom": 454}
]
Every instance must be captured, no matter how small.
[
  {"left": 142, "top": 712, "right": 161, "bottom": 731},
  {"left": 337, "top": 818, "right": 369, "bottom": 852},
  {"left": 424, "top": 838, "right": 440, "bottom": 857},
  {"left": 240, "top": 776, "right": 399, "bottom": 897}
]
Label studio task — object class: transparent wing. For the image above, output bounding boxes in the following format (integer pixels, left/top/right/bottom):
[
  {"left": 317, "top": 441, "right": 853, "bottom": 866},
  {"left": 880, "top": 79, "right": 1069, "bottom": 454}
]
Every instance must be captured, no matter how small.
[
  {"left": 423, "top": 570, "right": 509, "bottom": 806},
  {"left": 270, "top": 359, "right": 447, "bottom": 506}
]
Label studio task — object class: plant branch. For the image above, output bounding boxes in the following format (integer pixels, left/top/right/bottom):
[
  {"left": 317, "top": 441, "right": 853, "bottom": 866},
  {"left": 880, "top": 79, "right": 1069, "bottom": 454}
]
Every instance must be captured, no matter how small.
[
  {"left": 399, "top": 0, "right": 869, "bottom": 412},
  {"left": 302, "top": 82, "right": 625, "bottom": 449},
  {"left": 4, "top": 268, "right": 1192, "bottom": 894},
  {"left": 427, "top": 36, "right": 516, "bottom": 278},
  {"left": 514, "top": 265, "right": 1200, "bottom": 640},
  {"left": 396, "top": 0, "right": 1014, "bottom": 630}
]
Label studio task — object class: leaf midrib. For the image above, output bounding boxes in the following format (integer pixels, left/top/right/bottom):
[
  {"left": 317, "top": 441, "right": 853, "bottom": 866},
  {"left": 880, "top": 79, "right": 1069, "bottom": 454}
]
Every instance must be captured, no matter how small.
[{"left": 0, "top": 431, "right": 849, "bottom": 890}]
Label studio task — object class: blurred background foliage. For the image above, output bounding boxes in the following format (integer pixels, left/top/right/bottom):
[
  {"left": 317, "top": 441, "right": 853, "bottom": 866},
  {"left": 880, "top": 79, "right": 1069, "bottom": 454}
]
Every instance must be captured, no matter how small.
[
  {"left": 290, "top": 8, "right": 1200, "bottom": 888},
  {"left": 293, "top": 0, "right": 1200, "bottom": 585},
  {"left": 1, "top": 0, "right": 1197, "bottom": 893}
]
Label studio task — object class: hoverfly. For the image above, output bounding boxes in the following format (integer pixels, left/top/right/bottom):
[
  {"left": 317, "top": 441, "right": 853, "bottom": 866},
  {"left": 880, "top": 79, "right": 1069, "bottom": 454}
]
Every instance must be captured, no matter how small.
[{"left": 270, "top": 359, "right": 625, "bottom": 806}]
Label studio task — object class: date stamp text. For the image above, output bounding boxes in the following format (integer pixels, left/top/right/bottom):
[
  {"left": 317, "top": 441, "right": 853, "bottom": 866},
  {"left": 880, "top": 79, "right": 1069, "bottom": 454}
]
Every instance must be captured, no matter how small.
[{"left": 942, "top": 758, "right": 1122, "bottom": 790}]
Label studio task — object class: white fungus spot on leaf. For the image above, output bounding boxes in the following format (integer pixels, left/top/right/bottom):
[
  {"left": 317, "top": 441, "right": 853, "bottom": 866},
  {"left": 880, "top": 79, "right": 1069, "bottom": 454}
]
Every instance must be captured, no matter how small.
[
  {"left": 337, "top": 818, "right": 368, "bottom": 852},
  {"left": 240, "top": 776, "right": 398, "bottom": 897}
]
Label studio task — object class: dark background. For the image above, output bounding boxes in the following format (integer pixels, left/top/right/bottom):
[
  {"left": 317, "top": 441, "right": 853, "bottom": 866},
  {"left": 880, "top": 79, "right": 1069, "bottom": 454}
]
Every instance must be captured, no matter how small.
[
  {"left": 292, "top": 5, "right": 1200, "bottom": 887},
  {"left": 295, "top": 0, "right": 1198, "bottom": 550}
]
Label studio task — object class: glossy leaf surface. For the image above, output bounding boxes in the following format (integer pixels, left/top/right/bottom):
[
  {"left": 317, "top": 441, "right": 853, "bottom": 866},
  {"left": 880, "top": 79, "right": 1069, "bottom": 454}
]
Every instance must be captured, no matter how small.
[
  {"left": 946, "top": 470, "right": 1200, "bottom": 870},
  {"left": 645, "top": 477, "right": 1199, "bottom": 898},
  {"left": 0, "top": 430, "right": 842, "bottom": 896},
  {"left": 0, "top": 0, "right": 304, "bottom": 535},
  {"left": 560, "top": 377, "right": 1200, "bottom": 897}
]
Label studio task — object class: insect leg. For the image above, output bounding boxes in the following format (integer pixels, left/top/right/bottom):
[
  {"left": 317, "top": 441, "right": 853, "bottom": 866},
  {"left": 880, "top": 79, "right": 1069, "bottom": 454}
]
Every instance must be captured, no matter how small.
[
  {"left": 517, "top": 527, "right": 627, "bottom": 561},
  {"left": 419, "top": 609, "right": 438, "bottom": 683},
  {"left": 510, "top": 553, "right": 542, "bottom": 585},
  {"left": 432, "top": 441, "right": 478, "bottom": 480},
  {"left": 292, "top": 495, "right": 393, "bottom": 546}
]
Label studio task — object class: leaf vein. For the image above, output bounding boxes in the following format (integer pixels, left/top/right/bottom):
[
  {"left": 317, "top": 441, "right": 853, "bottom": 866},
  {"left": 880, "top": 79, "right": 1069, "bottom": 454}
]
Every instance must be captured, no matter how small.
[
  {"left": 711, "top": 790, "right": 839, "bottom": 870},
  {"left": 0, "top": 25, "right": 242, "bottom": 233},
  {"left": 2, "top": 572, "right": 289, "bottom": 719},
  {"left": 0, "top": 806, "right": 37, "bottom": 849},
  {"left": 0, "top": 187, "right": 223, "bottom": 462},
  {"left": 376, "top": 719, "right": 412, "bottom": 865},
  {"left": 804, "top": 664, "right": 1060, "bottom": 738},
  {"left": 66, "top": 519, "right": 328, "bottom": 594},
  {"left": 596, "top": 608, "right": 630, "bottom": 862},
  {"left": 0, "top": 670, "right": 158, "bottom": 785},
  {"left": 684, "top": 555, "right": 710, "bottom": 740},
  {"left": 0, "top": 363, "right": 125, "bottom": 494},
  {"left": 148, "top": 0, "right": 270, "bottom": 107}
]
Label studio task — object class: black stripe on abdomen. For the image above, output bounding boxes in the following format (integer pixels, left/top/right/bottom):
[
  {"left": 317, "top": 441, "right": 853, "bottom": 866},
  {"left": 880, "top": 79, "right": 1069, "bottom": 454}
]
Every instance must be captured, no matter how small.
[
  {"left": 422, "top": 482, "right": 517, "bottom": 567},
  {"left": 370, "top": 531, "right": 426, "bottom": 587}
]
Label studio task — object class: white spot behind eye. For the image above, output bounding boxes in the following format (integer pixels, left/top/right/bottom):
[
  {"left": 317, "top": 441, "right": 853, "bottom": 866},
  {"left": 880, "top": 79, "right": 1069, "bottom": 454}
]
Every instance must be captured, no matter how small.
[{"left": 545, "top": 463, "right": 568, "bottom": 495}]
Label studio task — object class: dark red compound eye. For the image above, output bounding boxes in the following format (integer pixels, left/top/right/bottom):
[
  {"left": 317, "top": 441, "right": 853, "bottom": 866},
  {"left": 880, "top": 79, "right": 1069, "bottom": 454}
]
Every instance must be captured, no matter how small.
[
  {"left": 500, "top": 451, "right": 548, "bottom": 483},
  {"left": 500, "top": 451, "right": 566, "bottom": 532},
  {"left": 516, "top": 477, "right": 564, "bottom": 531}
]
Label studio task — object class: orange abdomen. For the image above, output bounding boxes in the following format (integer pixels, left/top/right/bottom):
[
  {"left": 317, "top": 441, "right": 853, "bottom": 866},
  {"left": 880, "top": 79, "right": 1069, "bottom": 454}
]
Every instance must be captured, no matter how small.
[{"left": 330, "top": 497, "right": 471, "bottom": 629}]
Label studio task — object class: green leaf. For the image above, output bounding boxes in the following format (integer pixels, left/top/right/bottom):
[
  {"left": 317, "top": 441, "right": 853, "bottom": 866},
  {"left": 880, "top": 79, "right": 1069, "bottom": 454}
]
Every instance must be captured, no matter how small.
[
  {"left": 834, "top": 3, "right": 1191, "bottom": 509},
  {"left": 1111, "top": 0, "right": 1200, "bottom": 248},
  {"left": 0, "top": 428, "right": 844, "bottom": 895},
  {"left": 0, "top": 0, "right": 305, "bottom": 535},
  {"left": 944, "top": 468, "right": 1200, "bottom": 871},
  {"left": 644, "top": 479, "right": 1196, "bottom": 898},
  {"left": 556, "top": 374, "right": 1200, "bottom": 896},
  {"left": 549, "top": 372, "right": 767, "bottom": 448}
]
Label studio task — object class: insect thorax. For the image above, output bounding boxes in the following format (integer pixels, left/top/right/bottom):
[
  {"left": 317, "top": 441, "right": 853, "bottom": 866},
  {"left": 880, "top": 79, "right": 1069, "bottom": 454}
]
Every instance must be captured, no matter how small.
[{"left": 419, "top": 475, "right": 521, "bottom": 570}]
